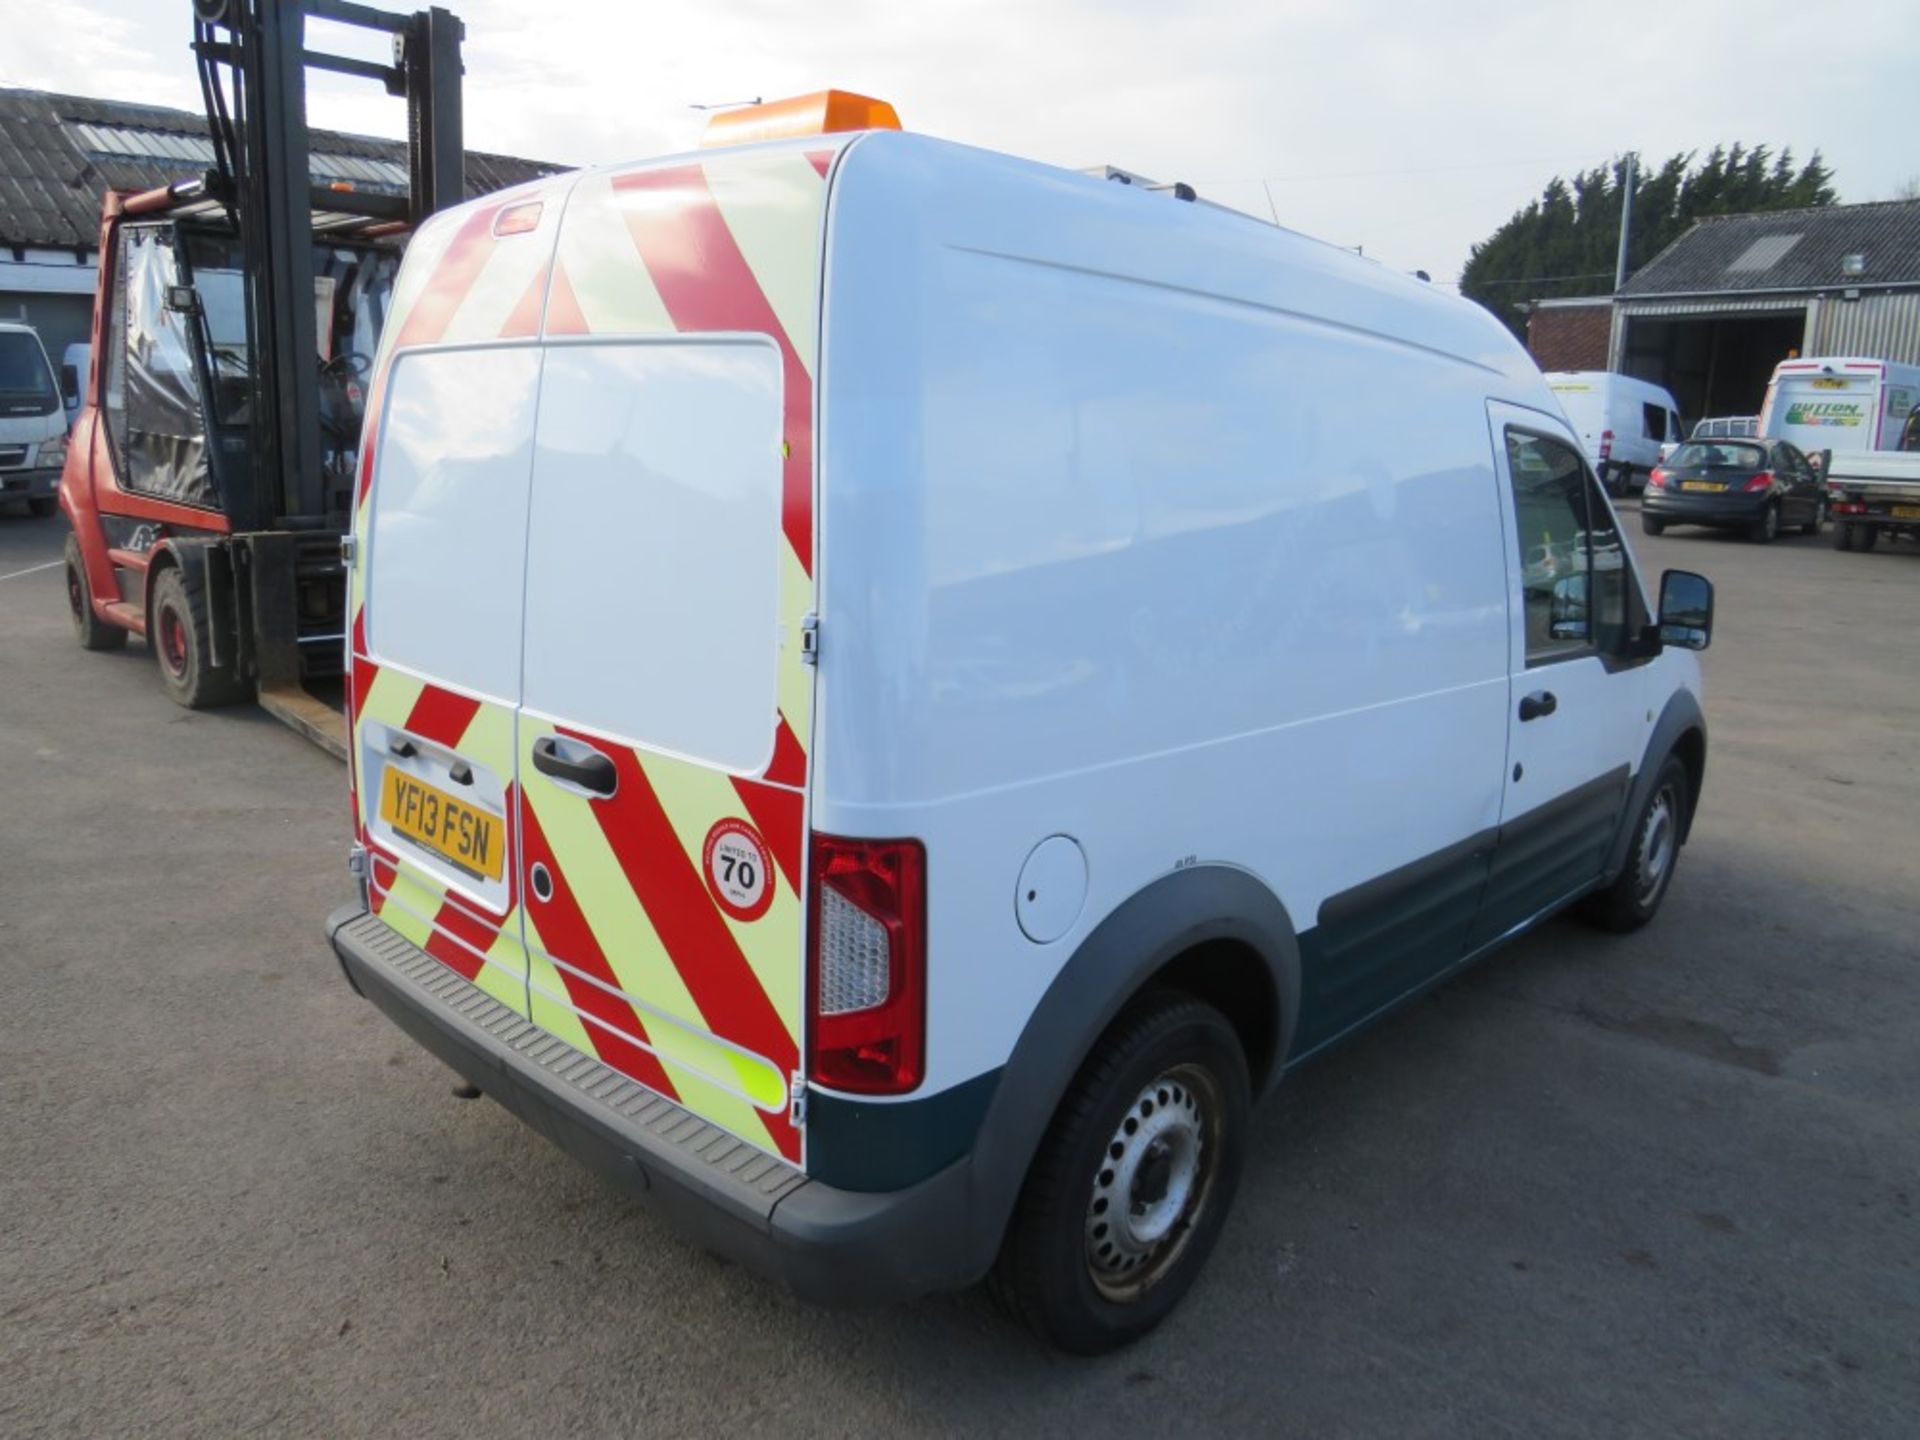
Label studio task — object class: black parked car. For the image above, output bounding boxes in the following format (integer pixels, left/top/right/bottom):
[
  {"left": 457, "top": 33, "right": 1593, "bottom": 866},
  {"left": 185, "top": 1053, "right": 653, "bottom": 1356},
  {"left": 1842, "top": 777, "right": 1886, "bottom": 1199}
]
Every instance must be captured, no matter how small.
[{"left": 1642, "top": 438, "right": 1827, "bottom": 543}]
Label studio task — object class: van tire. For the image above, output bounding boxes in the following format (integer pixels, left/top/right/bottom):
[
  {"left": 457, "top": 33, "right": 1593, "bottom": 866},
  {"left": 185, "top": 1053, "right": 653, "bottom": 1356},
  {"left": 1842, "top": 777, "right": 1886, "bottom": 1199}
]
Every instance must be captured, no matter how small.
[
  {"left": 1853, "top": 523, "right": 1879, "bottom": 553},
  {"left": 65, "top": 533, "right": 125, "bottom": 651},
  {"left": 150, "top": 564, "right": 248, "bottom": 709},
  {"left": 1641, "top": 514, "right": 1666, "bottom": 537},
  {"left": 1580, "top": 755, "right": 1690, "bottom": 933},
  {"left": 989, "top": 992, "right": 1249, "bottom": 1355},
  {"left": 1834, "top": 522, "right": 1855, "bottom": 551}
]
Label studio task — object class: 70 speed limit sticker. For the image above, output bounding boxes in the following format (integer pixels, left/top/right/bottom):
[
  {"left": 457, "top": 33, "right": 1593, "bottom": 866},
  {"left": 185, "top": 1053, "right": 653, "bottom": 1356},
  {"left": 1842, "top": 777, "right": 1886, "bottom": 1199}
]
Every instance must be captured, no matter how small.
[{"left": 702, "top": 819, "right": 775, "bottom": 922}]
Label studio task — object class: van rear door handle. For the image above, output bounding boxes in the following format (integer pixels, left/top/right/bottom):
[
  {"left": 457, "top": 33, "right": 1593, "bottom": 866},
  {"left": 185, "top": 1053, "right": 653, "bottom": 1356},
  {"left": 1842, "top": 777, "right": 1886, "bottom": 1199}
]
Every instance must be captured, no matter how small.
[
  {"left": 531, "top": 735, "right": 617, "bottom": 797},
  {"left": 1518, "top": 690, "right": 1558, "bottom": 721}
]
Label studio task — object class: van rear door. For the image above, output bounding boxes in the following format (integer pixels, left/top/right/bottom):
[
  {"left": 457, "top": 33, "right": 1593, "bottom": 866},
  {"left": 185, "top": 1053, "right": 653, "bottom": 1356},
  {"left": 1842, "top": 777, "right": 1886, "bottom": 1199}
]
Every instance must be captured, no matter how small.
[
  {"left": 1763, "top": 368, "right": 1879, "bottom": 454},
  {"left": 508, "top": 151, "right": 833, "bottom": 1165},
  {"left": 349, "top": 188, "right": 567, "bottom": 1022},
  {"left": 516, "top": 338, "right": 807, "bottom": 1163},
  {"left": 354, "top": 343, "right": 541, "bottom": 1018}
]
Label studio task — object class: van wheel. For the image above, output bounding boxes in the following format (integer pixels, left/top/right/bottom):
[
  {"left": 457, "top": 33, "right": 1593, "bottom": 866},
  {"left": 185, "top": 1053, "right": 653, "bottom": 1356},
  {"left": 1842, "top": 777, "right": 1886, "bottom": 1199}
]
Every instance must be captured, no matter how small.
[
  {"left": 1853, "top": 524, "right": 1879, "bottom": 553},
  {"left": 1641, "top": 513, "right": 1666, "bottom": 537},
  {"left": 1580, "top": 755, "right": 1690, "bottom": 933},
  {"left": 150, "top": 565, "right": 248, "bottom": 709},
  {"left": 990, "top": 993, "right": 1248, "bottom": 1354},
  {"left": 1749, "top": 503, "right": 1779, "bottom": 544},
  {"left": 65, "top": 533, "right": 125, "bottom": 651}
]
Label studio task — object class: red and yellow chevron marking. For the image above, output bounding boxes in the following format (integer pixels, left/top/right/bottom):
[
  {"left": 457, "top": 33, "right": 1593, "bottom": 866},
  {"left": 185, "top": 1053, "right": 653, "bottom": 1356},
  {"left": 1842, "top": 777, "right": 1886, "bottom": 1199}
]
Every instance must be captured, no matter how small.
[{"left": 347, "top": 142, "right": 849, "bottom": 1163}]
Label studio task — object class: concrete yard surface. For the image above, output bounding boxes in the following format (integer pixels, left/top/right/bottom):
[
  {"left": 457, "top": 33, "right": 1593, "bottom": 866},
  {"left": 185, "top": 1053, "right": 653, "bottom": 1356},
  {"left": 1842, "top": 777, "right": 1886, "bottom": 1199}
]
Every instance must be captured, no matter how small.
[{"left": 1, "top": 503, "right": 1916, "bottom": 1437}]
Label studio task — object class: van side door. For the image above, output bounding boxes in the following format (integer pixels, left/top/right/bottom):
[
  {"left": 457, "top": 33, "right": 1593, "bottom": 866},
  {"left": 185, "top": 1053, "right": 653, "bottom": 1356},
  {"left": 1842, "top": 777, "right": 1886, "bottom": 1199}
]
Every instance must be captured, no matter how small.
[{"left": 1477, "top": 401, "right": 1653, "bottom": 946}]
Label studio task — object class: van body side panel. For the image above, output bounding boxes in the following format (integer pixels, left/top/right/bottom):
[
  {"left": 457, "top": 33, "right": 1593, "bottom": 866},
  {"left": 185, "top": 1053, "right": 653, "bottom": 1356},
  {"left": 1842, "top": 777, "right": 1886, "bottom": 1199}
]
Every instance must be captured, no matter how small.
[
  {"left": 348, "top": 184, "right": 569, "bottom": 1023},
  {"left": 500, "top": 144, "right": 842, "bottom": 1165},
  {"left": 817, "top": 134, "right": 1545, "bottom": 1094}
]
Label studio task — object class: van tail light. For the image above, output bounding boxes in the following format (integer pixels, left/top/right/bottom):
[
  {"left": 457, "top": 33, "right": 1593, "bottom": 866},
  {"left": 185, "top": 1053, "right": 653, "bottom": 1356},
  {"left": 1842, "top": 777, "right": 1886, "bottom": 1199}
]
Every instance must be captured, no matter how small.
[
  {"left": 1647, "top": 467, "right": 1668, "bottom": 489},
  {"left": 1598, "top": 429, "right": 1614, "bottom": 461},
  {"left": 1743, "top": 472, "right": 1774, "bottom": 492},
  {"left": 807, "top": 833, "right": 926, "bottom": 1094}
]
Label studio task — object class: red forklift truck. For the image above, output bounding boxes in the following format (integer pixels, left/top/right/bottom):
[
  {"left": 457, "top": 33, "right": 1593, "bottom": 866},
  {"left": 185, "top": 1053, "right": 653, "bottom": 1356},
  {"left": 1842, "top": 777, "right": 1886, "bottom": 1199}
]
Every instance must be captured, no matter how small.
[{"left": 59, "top": 0, "right": 465, "bottom": 756}]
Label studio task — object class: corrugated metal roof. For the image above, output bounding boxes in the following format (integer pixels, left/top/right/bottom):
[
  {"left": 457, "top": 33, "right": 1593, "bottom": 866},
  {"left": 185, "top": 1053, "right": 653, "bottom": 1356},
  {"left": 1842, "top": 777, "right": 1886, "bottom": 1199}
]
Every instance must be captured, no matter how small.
[
  {"left": 1621, "top": 200, "right": 1920, "bottom": 297},
  {"left": 0, "top": 86, "right": 569, "bottom": 249}
]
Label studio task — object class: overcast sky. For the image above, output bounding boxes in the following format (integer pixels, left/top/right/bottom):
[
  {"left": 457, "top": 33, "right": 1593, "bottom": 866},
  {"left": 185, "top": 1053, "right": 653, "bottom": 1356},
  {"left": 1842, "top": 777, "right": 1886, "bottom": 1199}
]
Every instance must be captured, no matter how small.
[{"left": 4, "top": 0, "right": 1916, "bottom": 287}]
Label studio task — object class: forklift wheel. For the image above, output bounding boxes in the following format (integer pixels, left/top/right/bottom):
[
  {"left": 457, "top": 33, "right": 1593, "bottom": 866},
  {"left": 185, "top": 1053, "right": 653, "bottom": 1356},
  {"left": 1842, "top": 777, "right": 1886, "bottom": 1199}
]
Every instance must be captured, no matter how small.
[
  {"left": 65, "top": 534, "right": 126, "bottom": 652},
  {"left": 150, "top": 565, "right": 250, "bottom": 709}
]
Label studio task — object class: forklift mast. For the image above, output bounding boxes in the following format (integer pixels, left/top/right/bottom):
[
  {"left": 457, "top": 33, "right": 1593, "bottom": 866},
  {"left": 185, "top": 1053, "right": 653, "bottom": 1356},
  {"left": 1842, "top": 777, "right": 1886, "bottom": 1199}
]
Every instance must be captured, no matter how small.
[{"left": 191, "top": 0, "right": 464, "bottom": 532}]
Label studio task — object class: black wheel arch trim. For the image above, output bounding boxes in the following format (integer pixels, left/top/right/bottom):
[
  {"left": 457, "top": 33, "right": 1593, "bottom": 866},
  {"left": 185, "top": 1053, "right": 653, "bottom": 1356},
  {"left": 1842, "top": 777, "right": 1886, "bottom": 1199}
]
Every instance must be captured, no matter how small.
[
  {"left": 954, "top": 864, "right": 1300, "bottom": 1285},
  {"left": 1604, "top": 687, "right": 1707, "bottom": 883}
]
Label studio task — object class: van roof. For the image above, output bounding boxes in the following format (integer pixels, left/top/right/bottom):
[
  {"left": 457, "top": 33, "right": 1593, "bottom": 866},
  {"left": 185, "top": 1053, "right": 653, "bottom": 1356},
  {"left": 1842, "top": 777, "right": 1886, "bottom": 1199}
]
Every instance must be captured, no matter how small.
[{"left": 404, "top": 127, "right": 1549, "bottom": 407}]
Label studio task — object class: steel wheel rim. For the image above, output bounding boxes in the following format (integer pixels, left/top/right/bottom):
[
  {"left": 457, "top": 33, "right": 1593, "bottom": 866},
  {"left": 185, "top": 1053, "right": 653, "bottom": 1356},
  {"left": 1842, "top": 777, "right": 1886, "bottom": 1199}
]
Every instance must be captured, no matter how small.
[
  {"left": 159, "top": 605, "right": 189, "bottom": 677},
  {"left": 1634, "top": 782, "right": 1679, "bottom": 907},
  {"left": 1084, "top": 1063, "right": 1220, "bottom": 1302}
]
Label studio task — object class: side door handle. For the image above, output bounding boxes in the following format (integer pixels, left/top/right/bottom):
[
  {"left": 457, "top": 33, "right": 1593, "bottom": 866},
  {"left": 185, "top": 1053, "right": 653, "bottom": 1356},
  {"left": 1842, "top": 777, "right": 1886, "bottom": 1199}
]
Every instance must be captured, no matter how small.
[
  {"left": 531, "top": 735, "right": 617, "bottom": 797},
  {"left": 1519, "top": 690, "right": 1558, "bottom": 722}
]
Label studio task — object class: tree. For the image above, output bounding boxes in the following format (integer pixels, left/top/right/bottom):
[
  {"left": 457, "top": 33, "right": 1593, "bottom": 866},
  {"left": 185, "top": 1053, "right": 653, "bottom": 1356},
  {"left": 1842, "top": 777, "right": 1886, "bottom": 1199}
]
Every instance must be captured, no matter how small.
[{"left": 1461, "top": 146, "right": 1836, "bottom": 337}]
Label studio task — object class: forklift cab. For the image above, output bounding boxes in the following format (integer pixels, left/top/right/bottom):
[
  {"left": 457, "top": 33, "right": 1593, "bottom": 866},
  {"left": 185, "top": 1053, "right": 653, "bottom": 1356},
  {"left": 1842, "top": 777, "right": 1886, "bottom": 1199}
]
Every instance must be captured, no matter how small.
[{"left": 109, "top": 217, "right": 399, "bottom": 527}]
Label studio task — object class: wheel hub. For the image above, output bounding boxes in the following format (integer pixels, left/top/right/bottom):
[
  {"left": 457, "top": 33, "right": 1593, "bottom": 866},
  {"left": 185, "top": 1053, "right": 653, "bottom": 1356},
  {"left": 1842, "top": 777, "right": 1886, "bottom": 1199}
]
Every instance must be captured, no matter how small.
[
  {"left": 1085, "top": 1068, "right": 1212, "bottom": 1296},
  {"left": 1635, "top": 784, "right": 1678, "bottom": 906},
  {"left": 160, "top": 606, "right": 189, "bottom": 676}
]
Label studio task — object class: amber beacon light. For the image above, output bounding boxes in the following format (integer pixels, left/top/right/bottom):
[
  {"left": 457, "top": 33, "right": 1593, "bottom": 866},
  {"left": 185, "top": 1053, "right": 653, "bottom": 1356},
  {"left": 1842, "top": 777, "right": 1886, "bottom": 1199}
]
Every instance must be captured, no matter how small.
[{"left": 700, "top": 90, "right": 902, "bottom": 148}]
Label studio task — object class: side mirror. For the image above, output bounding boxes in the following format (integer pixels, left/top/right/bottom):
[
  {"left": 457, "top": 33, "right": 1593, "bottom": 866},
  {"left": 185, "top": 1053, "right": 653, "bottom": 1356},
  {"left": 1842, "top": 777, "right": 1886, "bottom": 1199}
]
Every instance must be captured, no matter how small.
[
  {"left": 59, "top": 363, "right": 78, "bottom": 405},
  {"left": 1548, "top": 573, "right": 1589, "bottom": 642},
  {"left": 1658, "top": 569, "right": 1714, "bottom": 651},
  {"left": 165, "top": 284, "right": 202, "bottom": 316}
]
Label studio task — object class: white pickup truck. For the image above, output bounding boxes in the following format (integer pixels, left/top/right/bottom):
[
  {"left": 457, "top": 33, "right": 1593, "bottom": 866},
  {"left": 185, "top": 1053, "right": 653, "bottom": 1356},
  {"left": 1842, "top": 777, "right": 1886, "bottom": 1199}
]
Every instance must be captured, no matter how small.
[{"left": 1825, "top": 404, "right": 1920, "bottom": 553}]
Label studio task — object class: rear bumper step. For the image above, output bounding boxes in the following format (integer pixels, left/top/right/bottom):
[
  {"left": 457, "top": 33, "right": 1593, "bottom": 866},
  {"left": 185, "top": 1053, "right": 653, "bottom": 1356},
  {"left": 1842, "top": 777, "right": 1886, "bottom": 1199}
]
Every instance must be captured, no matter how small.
[{"left": 325, "top": 904, "right": 973, "bottom": 1305}]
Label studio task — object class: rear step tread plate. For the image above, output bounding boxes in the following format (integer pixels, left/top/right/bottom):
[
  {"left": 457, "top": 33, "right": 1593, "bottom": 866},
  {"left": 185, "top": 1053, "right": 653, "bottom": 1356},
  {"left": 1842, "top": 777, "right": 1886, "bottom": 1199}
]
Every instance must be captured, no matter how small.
[{"left": 329, "top": 907, "right": 807, "bottom": 1220}]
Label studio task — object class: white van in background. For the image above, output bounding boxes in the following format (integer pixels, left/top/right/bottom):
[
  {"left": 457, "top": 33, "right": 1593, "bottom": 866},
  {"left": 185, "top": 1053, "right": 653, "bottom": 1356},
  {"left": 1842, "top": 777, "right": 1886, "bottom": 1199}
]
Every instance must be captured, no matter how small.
[
  {"left": 0, "top": 321, "right": 68, "bottom": 516},
  {"left": 1547, "top": 371, "right": 1686, "bottom": 495},
  {"left": 1759, "top": 356, "right": 1920, "bottom": 457}
]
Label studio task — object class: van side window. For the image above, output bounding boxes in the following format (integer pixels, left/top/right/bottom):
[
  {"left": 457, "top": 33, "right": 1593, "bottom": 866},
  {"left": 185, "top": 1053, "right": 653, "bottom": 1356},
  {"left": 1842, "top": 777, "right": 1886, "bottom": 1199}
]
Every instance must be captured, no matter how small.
[
  {"left": 1640, "top": 402, "right": 1664, "bottom": 440},
  {"left": 1505, "top": 429, "right": 1627, "bottom": 665}
]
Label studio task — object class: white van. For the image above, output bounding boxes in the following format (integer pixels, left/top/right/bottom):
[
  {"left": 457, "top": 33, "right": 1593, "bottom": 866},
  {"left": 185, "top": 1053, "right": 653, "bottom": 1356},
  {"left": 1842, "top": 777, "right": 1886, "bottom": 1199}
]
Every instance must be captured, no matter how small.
[
  {"left": 0, "top": 321, "right": 68, "bottom": 515},
  {"left": 1759, "top": 356, "right": 1920, "bottom": 456},
  {"left": 1546, "top": 371, "right": 1686, "bottom": 495},
  {"left": 325, "top": 98, "right": 1717, "bottom": 1354}
]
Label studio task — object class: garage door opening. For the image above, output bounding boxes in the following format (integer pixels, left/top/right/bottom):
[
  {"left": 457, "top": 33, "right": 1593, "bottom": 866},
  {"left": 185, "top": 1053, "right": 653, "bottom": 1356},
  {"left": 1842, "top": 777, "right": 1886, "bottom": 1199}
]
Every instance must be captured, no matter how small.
[{"left": 1621, "top": 311, "right": 1806, "bottom": 422}]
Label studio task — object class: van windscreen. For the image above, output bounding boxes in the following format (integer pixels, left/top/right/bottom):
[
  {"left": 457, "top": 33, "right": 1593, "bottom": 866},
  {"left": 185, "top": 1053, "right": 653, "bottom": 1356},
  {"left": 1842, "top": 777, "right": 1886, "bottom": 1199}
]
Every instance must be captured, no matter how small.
[{"left": 0, "top": 331, "right": 58, "bottom": 414}]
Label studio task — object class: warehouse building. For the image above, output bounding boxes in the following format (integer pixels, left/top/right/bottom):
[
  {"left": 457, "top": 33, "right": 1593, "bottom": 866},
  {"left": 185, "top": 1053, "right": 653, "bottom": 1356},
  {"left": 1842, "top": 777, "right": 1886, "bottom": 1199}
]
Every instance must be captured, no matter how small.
[
  {"left": 1527, "top": 198, "right": 1920, "bottom": 420},
  {"left": 0, "top": 87, "right": 561, "bottom": 382}
]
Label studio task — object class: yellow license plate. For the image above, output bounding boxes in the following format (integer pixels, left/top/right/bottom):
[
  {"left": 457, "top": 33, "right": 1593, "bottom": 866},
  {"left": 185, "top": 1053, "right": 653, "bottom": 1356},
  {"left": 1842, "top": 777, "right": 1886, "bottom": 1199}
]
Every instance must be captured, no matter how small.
[
  {"left": 380, "top": 768, "right": 503, "bottom": 881},
  {"left": 1892, "top": 505, "right": 1920, "bottom": 520},
  {"left": 1681, "top": 481, "right": 1723, "bottom": 492}
]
